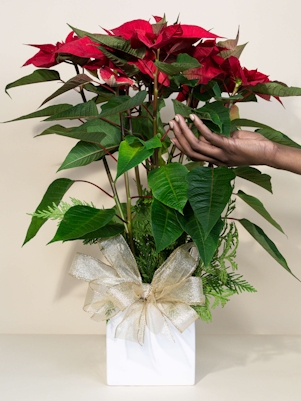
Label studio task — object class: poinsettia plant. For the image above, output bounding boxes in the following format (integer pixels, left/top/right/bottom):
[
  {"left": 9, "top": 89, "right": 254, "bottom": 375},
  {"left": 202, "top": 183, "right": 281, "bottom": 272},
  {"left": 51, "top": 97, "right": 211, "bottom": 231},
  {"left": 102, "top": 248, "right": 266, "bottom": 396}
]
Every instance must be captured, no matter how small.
[{"left": 5, "top": 16, "right": 301, "bottom": 321}]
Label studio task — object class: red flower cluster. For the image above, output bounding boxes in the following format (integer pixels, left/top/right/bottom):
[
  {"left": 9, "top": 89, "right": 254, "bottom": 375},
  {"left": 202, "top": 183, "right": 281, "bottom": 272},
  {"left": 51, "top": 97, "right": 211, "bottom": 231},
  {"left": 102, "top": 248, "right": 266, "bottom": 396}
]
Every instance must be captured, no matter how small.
[{"left": 23, "top": 16, "right": 270, "bottom": 98}]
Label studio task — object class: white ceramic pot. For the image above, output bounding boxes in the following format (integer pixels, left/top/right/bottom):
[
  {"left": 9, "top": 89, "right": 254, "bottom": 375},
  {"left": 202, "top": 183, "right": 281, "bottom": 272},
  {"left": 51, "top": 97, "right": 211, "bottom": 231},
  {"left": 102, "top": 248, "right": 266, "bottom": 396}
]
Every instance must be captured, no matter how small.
[{"left": 106, "top": 312, "right": 196, "bottom": 386}]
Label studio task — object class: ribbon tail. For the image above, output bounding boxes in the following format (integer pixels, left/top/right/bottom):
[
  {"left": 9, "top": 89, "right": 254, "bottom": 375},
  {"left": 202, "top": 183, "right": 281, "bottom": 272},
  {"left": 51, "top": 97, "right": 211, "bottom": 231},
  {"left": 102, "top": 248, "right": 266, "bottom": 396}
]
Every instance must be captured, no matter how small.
[{"left": 114, "top": 301, "right": 146, "bottom": 344}]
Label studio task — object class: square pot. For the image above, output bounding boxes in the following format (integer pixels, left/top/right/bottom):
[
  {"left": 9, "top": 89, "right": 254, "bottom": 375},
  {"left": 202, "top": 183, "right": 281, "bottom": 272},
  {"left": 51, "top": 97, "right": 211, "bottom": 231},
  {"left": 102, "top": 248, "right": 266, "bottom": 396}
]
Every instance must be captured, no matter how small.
[{"left": 106, "top": 312, "right": 196, "bottom": 386}]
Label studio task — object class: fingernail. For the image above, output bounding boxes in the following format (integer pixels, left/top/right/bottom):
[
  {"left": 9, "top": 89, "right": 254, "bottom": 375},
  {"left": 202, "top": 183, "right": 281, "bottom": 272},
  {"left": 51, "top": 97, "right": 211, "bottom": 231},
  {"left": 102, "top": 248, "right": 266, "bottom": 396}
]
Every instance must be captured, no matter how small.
[
  {"left": 169, "top": 121, "right": 174, "bottom": 129},
  {"left": 189, "top": 114, "right": 195, "bottom": 121},
  {"left": 174, "top": 115, "right": 179, "bottom": 122}
]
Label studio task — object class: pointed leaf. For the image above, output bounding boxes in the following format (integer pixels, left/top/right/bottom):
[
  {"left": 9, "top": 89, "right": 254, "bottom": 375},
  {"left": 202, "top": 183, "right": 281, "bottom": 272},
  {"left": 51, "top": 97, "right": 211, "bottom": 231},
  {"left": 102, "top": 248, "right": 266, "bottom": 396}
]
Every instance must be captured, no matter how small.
[
  {"left": 41, "top": 74, "right": 92, "bottom": 105},
  {"left": 177, "top": 204, "right": 224, "bottom": 266},
  {"left": 5, "top": 69, "right": 60, "bottom": 94},
  {"left": 69, "top": 25, "right": 146, "bottom": 59},
  {"left": 187, "top": 166, "right": 235, "bottom": 237},
  {"left": 99, "top": 91, "right": 147, "bottom": 118},
  {"left": 234, "top": 166, "right": 272, "bottom": 193},
  {"left": 197, "top": 101, "right": 231, "bottom": 136},
  {"left": 237, "top": 190, "right": 284, "bottom": 233},
  {"left": 45, "top": 100, "right": 98, "bottom": 121},
  {"left": 151, "top": 199, "right": 184, "bottom": 253},
  {"left": 116, "top": 136, "right": 161, "bottom": 179},
  {"left": 257, "top": 128, "right": 301, "bottom": 149},
  {"left": 155, "top": 54, "right": 200, "bottom": 76},
  {"left": 36, "top": 124, "right": 106, "bottom": 144},
  {"left": 231, "top": 118, "right": 274, "bottom": 130},
  {"left": 98, "top": 46, "right": 139, "bottom": 76},
  {"left": 250, "top": 82, "right": 301, "bottom": 97},
  {"left": 49, "top": 206, "right": 115, "bottom": 243},
  {"left": 4, "top": 104, "right": 73, "bottom": 123},
  {"left": 148, "top": 163, "right": 189, "bottom": 213},
  {"left": 23, "top": 178, "right": 74, "bottom": 245},
  {"left": 239, "top": 218, "right": 297, "bottom": 278},
  {"left": 58, "top": 141, "right": 105, "bottom": 171},
  {"left": 74, "top": 222, "right": 124, "bottom": 240}
]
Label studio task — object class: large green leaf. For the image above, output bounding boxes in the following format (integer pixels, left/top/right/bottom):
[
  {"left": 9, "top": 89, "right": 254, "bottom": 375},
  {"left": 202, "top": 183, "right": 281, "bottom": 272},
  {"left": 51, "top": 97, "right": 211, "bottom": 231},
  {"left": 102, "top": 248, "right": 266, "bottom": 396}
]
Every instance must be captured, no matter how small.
[
  {"left": 37, "top": 124, "right": 106, "bottom": 144},
  {"left": 4, "top": 104, "right": 73, "bottom": 123},
  {"left": 98, "top": 46, "right": 139, "bottom": 76},
  {"left": 257, "top": 128, "right": 301, "bottom": 149},
  {"left": 49, "top": 206, "right": 115, "bottom": 243},
  {"left": 234, "top": 166, "right": 272, "bottom": 193},
  {"left": 237, "top": 190, "right": 284, "bottom": 233},
  {"left": 148, "top": 163, "right": 189, "bottom": 214},
  {"left": 5, "top": 69, "right": 60, "bottom": 94},
  {"left": 172, "top": 100, "right": 211, "bottom": 120},
  {"left": 151, "top": 199, "right": 184, "bottom": 253},
  {"left": 116, "top": 136, "right": 161, "bottom": 179},
  {"left": 251, "top": 82, "right": 301, "bottom": 97},
  {"left": 57, "top": 141, "right": 105, "bottom": 171},
  {"left": 155, "top": 53, "right": 200, "bottom": 76},
  {"left": 69, "top": 25, "right": 146, "bottom": 59},
  {"left": 99, "top": 91, "right": 147, "bottom": 118},
  {"left": 45, "top": 100, "right": 98, "bottom": 121},
  {"left": 187, "top": 166, "right": 235, "bottom": 237},
  {"left": 197, "top": 101, "right": 231, "bottom": 136},
  {"left": 177, "top": 204, "right": 224, "bottom": 266},
  {"left": 75, "top": 222, "right": 124, "bottom": 239},
  {"left": 231, "top": 118, "right": 275, "bottom": 130},
  {"left": 41, "top": 74, "right": 92, "bottom": 105},
  {"left": 239, "top": 218, "right": 297, "bottom": 278},
  {"left": 23, "top": 178, "right": 74, "bottom": 245}
]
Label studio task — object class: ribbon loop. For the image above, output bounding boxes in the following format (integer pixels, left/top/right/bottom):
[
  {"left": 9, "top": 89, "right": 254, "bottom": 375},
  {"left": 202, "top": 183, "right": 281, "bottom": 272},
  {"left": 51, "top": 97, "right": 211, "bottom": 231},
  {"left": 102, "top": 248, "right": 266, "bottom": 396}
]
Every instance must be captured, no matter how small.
[{"left": 70, "top": 235, "right": 205, "bottom": 344}]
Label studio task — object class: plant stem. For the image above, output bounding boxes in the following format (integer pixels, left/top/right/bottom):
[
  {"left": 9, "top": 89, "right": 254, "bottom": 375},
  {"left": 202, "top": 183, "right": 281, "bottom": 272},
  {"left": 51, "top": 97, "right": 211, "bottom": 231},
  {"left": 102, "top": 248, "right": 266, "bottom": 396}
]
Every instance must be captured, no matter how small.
[
  {"left": 74, "top": 64, "right": 87, "bottom": 103},
  {"left": 152, "top": 50, "right": 160, "bottom": 167},
  {"left": 135, "top": 166, "right": 143, "bottom": 197},
  {"left": 120, "top": 110, "right": 135, "bottom": 253},
  {"left": 103, "top": 157, "right": 128, "bottom": 234},
  {"left": 74, "top": 180, "right": 113, "bottom": 198}
]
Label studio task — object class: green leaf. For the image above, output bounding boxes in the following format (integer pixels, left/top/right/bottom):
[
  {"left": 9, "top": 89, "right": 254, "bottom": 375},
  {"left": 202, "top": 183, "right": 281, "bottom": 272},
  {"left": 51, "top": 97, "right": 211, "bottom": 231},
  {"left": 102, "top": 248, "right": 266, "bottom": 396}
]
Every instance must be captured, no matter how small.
[
  {"left": 98, "top": 46, "right": 139, "bottom": 76},
  {"left": 177, "top": 204, "right": 224, "bottom": 266},
  {"left": 151, "top": 199, "right": 184, "bottom": 253},
  {"left": 251, "top": 82, "right": 301, "bottom": 97},
  {"left": 49, "top": 205, "right": 115, "bottom": 243},
  {"left": 148, "top": 163, "right": 189, "bottom": 213},
  {"left": 99, "top": 91, "right": 147, "bottom": 118},
  {"left": 239, "top": 218, "right": 298, "bottom": 279},
  {"left": 69, "top": 25, "right": 146, "bottom": 59},
  {"left": 172, "top": 100, "right": 211, "bottom": 120},
  {"left": 116, "top": 136, "right": 161, "bottom": 179},
  {"left": 45, "top": 100, "right": 98, "bottom": 121},
  {"left": 197, "top": 101, "right": 231, "bottom": 136},
  {"left": 187, "top": 166, "right": 235, "bottom": 237},
  {"left": 37, "top": 124, "right": 106, "bottom": 144},
  {"left": 57, "top": 141, "right": 105, "bottom": 171},
  {"left": 5, "top": 69, "right": 60, "bottom": 94},
  {"left": 234, "top": 166, "right": 272, "bottom": 193},
  {"left": 155, "top": 53, "right": 200, "bottom": 75},
  {"left": 257, "top": 128, "right": 301, "bottom": 149},
  {"left": 23, "top": 178, "right": 74, "bottom": 245},
  {"left": 231, "top": 118, "right": 274, "bottom": 130},
  {"left": 237, "top": 190, "right": 284, "bottom": 233},
  {"left": 41, "top": 74, "right": 92, "bottom": 106},
  {"left": 77, "top": 223, "right": 124, "bottom": 239},
  {"left": 4, "top": 104, "right": 73, "bottom": 123}
]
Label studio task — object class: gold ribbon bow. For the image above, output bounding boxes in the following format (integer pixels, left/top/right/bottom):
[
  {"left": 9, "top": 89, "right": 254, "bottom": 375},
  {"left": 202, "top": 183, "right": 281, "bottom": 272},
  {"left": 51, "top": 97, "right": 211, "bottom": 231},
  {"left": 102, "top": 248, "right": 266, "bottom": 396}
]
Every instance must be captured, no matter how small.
[{"left": 69, "top": 235, "right": 205, "bottom": 344}]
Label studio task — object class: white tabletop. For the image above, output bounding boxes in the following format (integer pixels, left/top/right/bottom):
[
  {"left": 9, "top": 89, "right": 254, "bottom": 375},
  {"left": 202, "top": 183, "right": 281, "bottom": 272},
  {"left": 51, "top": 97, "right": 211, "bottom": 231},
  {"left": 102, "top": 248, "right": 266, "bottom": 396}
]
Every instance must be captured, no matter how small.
[{"left": 1, "top": 333, "right": 301, "bottom": 401}]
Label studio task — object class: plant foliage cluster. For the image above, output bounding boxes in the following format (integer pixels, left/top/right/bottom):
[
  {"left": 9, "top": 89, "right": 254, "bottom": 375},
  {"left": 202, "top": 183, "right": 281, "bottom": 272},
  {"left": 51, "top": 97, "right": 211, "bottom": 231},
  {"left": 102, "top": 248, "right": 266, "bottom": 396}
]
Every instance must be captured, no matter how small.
[{"left": 6, "top": 15, "right": 301, "bottom": 319}]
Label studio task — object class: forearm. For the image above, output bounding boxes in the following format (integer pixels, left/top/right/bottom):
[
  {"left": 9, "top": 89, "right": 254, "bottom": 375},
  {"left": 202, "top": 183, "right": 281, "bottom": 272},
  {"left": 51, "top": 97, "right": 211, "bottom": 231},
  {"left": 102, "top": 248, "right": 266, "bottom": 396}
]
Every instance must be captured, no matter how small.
[{"left": 268, "top": 144, "right": 301, "bottom": 175}]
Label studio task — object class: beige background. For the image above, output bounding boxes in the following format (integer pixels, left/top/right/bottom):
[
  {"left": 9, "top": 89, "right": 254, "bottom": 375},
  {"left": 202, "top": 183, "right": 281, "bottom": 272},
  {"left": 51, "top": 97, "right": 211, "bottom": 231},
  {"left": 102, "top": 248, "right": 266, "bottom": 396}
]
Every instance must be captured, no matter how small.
[{"left": 1, "top": 0, "right": 301, "bottom": 335}]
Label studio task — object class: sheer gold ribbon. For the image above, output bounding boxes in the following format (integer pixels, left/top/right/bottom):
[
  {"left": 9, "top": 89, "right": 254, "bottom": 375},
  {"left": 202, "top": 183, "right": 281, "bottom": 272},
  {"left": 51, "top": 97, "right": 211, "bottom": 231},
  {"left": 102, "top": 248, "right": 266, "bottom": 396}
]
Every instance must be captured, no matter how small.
[{"left": 69, "top": 235, "right": 205, "bottom": 344}]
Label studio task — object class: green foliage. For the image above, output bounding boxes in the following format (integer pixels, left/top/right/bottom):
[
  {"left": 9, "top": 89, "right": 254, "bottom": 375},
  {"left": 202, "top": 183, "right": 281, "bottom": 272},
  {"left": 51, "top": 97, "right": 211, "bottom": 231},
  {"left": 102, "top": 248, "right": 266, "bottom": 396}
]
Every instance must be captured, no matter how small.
[{"left": 193, "top": 222, "right": 257, "bottom": 322}]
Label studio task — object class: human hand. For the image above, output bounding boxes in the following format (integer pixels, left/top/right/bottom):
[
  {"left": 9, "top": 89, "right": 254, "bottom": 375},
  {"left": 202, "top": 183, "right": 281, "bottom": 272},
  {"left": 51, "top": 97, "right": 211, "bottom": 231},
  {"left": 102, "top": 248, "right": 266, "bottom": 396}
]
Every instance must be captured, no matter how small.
[{"left": 170, "top": 114, "right": 278, "bottom": 167}]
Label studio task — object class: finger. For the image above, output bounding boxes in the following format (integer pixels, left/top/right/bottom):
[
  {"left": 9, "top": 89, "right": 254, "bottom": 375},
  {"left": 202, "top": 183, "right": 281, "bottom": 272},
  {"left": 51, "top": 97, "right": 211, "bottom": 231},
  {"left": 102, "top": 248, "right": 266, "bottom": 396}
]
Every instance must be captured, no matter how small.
[
  {"left": 171, "top": 137, "right": 226, "bottom": 165},
  {"left": 191, "top": 114, "right": 228, "bottom": 149}
]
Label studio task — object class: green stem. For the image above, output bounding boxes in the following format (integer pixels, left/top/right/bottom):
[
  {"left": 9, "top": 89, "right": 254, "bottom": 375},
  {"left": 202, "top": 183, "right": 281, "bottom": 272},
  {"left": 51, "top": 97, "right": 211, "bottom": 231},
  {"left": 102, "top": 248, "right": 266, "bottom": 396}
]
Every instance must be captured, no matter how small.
[
  {"left": 74, "top": 64, "right": 87, "bottom": 103},
  {"left": 152, "top": 50, "right": 160, "bottom": 167},
  {"left": 135, "top": 166, "right": 143, "bottom": 197},
  {"left": 103, "top": 157, "right": 128, "bottom": 234}
]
